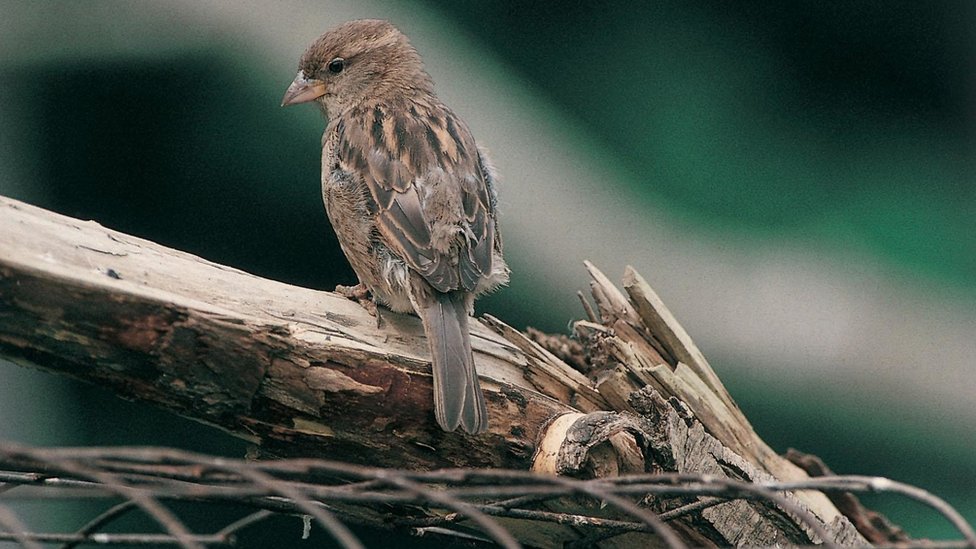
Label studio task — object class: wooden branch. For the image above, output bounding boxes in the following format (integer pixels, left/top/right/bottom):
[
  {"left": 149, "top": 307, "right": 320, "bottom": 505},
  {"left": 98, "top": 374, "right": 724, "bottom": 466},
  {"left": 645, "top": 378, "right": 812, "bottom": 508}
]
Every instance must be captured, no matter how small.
[
  {"left": 0, "top": 195, "right": 868, "bottom": 546},
  {"left": 0, "top": 196, "right": 600, "bottom": 469}
]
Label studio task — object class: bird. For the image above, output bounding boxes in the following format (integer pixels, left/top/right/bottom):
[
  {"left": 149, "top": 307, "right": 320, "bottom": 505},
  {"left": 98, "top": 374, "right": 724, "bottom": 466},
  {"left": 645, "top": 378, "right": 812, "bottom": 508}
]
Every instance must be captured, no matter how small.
[{"left": 282, "top": 19, "right": 509, "bottom": 434}]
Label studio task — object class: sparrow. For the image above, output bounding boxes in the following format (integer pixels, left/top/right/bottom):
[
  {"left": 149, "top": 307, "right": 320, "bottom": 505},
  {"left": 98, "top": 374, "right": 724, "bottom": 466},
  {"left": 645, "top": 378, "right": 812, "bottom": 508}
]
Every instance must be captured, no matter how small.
[{"left": 282, "top": 19, "right": 509, "bottom": 434}]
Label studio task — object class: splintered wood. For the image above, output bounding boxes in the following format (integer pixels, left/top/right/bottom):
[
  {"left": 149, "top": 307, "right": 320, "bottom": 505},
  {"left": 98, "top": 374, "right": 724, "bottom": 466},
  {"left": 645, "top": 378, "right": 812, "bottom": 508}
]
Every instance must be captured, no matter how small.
[{"left": 525, "top": 261, "right": 864, "bottom": 546}]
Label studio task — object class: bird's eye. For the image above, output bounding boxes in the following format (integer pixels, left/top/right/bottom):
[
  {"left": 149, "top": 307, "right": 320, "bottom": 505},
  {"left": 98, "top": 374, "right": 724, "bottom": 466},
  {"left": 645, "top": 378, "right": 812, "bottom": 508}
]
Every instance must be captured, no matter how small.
[{"left": 327, "top": 58, "right": 345, "bottom": 74}]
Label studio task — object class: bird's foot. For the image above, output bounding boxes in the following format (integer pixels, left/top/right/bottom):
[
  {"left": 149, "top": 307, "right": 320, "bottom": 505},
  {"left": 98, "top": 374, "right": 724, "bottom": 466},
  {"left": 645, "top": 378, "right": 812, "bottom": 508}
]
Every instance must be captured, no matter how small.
[
  {"left": 335, "top": 283, "right": 370, "bottom": 301},
  {"left": 335, "top": 283, "right": 380, "bottom": 324}
]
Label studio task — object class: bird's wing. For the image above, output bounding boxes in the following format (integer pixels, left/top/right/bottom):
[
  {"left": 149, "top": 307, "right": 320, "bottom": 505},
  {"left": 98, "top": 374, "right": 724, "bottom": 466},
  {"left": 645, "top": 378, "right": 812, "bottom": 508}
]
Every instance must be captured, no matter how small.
[{"left": 335, "top": 102, "right": 495, "bottom": 293}]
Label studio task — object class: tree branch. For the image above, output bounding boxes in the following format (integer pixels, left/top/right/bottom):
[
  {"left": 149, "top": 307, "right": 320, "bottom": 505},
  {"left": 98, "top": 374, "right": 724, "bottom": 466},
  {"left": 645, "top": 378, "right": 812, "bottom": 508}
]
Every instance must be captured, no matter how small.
[
  {"left": 0, "top": 196, "right": 600, "bottom": 469},
  {"left": 0, "top": 195, "right": 870, "bottom": 545}
]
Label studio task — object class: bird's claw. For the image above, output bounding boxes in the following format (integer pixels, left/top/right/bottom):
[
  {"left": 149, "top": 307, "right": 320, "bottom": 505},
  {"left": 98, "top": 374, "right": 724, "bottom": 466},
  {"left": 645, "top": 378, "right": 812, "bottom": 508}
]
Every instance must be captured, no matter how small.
[
  {"left": 335, "top": 283, "right": 381, "bottom": 325},
  {"left": 335, "top": 283, "right": 370, "bottom": 301}
]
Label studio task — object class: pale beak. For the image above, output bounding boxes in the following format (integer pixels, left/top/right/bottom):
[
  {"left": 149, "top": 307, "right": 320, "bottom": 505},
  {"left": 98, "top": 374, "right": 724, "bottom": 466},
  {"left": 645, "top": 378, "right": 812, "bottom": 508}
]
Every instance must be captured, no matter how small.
[{"left": 281, "top": 71, "right": 327, "bottom": 107}]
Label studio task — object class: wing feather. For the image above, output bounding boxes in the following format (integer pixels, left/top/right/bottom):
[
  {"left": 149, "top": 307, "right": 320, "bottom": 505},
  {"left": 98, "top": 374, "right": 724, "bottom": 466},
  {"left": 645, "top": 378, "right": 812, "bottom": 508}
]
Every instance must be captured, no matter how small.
[{"left": 336, "top": 101, "right": 495, "bottom": 293}]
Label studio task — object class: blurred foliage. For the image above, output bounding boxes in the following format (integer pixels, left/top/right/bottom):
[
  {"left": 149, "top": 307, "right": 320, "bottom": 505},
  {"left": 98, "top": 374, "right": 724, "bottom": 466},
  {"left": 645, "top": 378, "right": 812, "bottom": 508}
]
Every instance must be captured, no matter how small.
[
  {"left": 725, "top": 363, "right": 976, "bottom": 539},
  {"left": 5, "top": 56, "right": 355, "bottom": 291},
  {"left": 419, "top": 0, "right": 976, "bottom": 289}
]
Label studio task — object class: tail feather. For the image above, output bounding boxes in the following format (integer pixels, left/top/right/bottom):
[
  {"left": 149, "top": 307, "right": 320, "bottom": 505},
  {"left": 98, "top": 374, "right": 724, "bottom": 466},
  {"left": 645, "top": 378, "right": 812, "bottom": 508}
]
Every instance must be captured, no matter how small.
[{"left": 418, "top": 291, "right": 488, "bottom": 434}]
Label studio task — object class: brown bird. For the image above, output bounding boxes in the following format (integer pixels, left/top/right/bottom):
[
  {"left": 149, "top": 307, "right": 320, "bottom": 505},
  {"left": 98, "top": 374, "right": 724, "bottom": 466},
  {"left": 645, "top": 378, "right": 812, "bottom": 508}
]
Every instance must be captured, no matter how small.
[{"left": 282, "top": 19, "right": 509, "bottom": 434}]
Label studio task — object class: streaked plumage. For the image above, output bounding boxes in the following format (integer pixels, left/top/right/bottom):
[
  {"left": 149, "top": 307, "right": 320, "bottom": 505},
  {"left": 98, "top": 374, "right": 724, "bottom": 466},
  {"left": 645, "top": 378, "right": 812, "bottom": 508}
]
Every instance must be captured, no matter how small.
[{"left": 283, "top": 19, "right": 508, "bottom": 434}]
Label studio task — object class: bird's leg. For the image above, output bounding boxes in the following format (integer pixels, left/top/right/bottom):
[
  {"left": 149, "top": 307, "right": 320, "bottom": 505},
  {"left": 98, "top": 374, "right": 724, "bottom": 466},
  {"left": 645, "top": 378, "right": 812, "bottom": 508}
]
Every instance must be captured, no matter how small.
[
  {"left": 374, "top": 305, "right": 385, "bottom": 329},
  {"left": 334, "top": 283, "right": 381, "bottom": 325}
]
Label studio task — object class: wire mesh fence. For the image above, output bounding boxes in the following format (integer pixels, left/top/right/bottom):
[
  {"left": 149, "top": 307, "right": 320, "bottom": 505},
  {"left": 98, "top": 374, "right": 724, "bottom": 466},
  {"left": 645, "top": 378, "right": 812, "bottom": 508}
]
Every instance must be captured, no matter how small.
[{"left": 0, "top": 442, "right": 973, "bottom": 548}]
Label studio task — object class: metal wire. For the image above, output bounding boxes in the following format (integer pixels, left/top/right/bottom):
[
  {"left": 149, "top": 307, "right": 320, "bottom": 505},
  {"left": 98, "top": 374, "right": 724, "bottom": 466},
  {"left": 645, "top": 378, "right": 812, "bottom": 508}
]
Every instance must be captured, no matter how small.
[{"left": 0, "top": 443, "right": 972, "bottom": 548}]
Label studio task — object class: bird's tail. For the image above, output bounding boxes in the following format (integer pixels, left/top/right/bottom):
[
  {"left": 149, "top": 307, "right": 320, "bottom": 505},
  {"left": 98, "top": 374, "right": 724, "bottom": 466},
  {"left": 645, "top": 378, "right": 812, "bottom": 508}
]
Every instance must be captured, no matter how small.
[{"left": 416, "top": 290, "right": 488, "bottom": 434}]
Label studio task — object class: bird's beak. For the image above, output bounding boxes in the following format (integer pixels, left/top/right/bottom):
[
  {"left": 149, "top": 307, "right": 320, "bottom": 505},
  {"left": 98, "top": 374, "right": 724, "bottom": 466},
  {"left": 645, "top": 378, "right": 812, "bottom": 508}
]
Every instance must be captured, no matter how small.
[{"left": 281, "top": 71, "right": 327, "bottom": 107}]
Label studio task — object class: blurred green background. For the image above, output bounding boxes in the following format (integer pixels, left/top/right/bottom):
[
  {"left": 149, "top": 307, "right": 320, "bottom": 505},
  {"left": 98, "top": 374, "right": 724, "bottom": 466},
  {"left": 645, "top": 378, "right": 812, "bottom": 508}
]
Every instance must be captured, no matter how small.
[{"left": 0, "top": 0, "right": 973, "bottom": 543}]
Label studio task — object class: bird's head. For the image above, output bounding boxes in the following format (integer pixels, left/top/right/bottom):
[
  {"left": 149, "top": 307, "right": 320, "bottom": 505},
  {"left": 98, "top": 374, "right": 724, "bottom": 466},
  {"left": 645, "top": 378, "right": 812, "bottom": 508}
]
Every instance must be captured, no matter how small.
[{"left": 281, "top": 19, "right": 434, "bottom": 116}]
